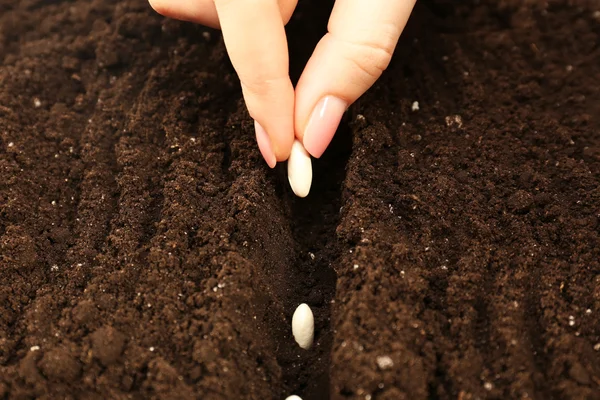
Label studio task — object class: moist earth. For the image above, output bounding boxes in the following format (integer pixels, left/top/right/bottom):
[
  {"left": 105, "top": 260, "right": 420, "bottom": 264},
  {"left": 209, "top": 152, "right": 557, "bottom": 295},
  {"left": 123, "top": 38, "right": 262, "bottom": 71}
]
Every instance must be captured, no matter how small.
[{"left": 1, "top": 0, "right": 600, "bottom": 399}]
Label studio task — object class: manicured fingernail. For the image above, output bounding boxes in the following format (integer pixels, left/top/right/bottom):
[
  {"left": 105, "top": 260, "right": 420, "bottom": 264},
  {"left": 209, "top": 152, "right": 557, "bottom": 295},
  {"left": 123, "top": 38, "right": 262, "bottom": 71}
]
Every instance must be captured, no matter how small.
[
  {"left": 254, "top": 120, "right": 276, "bottom": 168},
  {"left": 302, "top": 96, "right": 347, "bottom": 158}
]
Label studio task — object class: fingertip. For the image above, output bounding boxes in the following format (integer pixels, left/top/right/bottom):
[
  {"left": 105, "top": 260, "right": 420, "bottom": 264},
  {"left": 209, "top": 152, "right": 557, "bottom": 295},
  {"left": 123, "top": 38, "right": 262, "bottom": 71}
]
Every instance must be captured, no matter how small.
[
  {"left": 243, "top": 81, "right": 295, "bottom": 163},
  {"left": 254, "top": 121, "right": 277, "bottom": 168},
  {"left": 148, "top": 0, "right": 172, "bottom": 18},
  {"left": 272, "top": 129, "right": 294, "bottom": 162},
  {"left": 148, "top": 0, "right": 220, "bottom": 28}
]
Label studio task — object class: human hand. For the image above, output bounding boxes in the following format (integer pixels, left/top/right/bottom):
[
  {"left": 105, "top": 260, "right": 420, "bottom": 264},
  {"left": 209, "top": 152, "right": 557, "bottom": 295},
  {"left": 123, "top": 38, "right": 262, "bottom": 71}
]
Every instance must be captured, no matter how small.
[{"left": 149, "top": 0, "right": 416, "bottom": 167}]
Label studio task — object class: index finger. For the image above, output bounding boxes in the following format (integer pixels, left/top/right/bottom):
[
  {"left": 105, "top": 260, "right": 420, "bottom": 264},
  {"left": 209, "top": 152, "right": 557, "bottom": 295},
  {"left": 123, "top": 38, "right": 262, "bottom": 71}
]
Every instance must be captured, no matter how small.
[{"left": 214, "top": 0, "right": 296, "bottom": 164}]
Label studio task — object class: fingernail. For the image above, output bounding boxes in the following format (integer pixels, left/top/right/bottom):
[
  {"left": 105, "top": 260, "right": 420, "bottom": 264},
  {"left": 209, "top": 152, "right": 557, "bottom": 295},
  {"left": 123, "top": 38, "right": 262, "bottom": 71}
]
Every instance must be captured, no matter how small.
[
  {"left": 254, "top": 120, "right": 277, "bottom": 168},
  {"left": 302, "top": 96, "right": 347, "bottom": 158}
]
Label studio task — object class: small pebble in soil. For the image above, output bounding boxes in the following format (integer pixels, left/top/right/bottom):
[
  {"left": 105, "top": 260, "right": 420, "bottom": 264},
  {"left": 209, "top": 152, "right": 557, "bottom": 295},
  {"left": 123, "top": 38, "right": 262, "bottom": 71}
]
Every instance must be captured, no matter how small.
[
  {"left": 285, "top": 396, "right": 302, "bottom": 400},
  {"left": 292, "top": 303, "right": 314, "bottom": 350},
  {"left": 376, "top": 355, "right": 394, "bottom": 370},
  {"left": 411, "top": 101, "right": 419, "bottom": 111},
  {"left": 287, "top": 139, "right": 312, "bottom": 198}
]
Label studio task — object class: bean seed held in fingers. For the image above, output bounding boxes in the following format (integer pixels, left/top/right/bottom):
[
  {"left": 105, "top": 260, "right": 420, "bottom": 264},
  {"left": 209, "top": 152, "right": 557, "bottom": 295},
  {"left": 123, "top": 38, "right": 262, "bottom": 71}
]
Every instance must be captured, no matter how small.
[{"left": 287, "top": 139, "right": 312, "bottom": 198}]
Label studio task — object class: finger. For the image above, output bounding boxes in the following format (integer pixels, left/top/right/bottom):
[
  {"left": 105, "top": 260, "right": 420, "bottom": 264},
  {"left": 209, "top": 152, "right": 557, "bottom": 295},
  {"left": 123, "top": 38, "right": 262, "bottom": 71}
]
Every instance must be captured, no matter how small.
[
  {"left": 295, "top": 0, "right": 416, "bottom": 158},
  {"left": 148, "top": 0, "right": 220, "bottom": 28},
  {"left": 148, "top": 0, "right": 298, "bottom": 30},
  {"left": 215, "top": 0, "right": 296, "bottom": 164}
]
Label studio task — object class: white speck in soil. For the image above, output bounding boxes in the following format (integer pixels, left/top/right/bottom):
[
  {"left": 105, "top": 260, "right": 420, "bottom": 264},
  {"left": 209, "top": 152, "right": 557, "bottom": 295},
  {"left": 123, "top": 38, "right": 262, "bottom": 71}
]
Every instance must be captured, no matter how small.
[
  {"left": 308, "top": 252, "right": 315, "bottom": 260},
  {"left": 594, "top": 343, "right": 600, "bottom": 351},
  {"left": 569, "top": 315, "right": 575, "bottom": 326},
  {"left": 51, "top": 201, "right": 56, "bottom": 206},
  {"left": 30, "top": 346, "right": 40, "bottom": 351},
  {"left": 353, "top": 264, "right": 359, "bottom": 270},
  {"left": 411, "top": 101, "right": 420, "bottom": 111},
  {"left": 8, "top": 142, "right": 14, "bottom": 147},
  {"left": 585, "top": 309, "right": 592, "bottom": 314},
  {"left": 33, "top": 98, "right": 41, "bottom": 108},
  {"left": 376, "top": 355, "right": 394, "bottom": 370},
  {"left": 484, "top": 382, "right": 493, "bottom": 391},
  {"left": 445, "top": 115, "right": 463, "bottom": 128},
  {"left": 51, "top": 265, "right": 58, "bottom": 271},
  {"left": 149, "top": 347, "right": 155, "bottom": 352}
]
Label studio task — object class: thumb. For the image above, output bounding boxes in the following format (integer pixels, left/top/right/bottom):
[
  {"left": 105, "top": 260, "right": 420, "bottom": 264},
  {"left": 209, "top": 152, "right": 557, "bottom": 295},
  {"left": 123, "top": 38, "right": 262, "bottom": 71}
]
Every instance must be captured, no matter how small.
[{"left": 294, "top": 0, "right": 416, "bottom": 158}]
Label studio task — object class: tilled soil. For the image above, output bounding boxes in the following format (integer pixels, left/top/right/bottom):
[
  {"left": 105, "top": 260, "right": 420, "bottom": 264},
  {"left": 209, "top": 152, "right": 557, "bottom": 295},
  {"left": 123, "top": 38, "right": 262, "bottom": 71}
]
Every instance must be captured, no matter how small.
[{"left": 1, "top": 0, "right": 600, "bottom": 399}]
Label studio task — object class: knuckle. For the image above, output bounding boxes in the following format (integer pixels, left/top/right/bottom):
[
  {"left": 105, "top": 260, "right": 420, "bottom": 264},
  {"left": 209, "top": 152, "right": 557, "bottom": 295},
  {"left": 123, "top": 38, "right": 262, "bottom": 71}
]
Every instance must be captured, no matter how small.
[
  {"left": 347, "top": 42, "right": 392, "bottom": 81},
  {"left": 339, "top": 24, "right": 398, "bottom": 81},
  {"left": 240, "top": 75, "right": 289, "bottom": 99}
]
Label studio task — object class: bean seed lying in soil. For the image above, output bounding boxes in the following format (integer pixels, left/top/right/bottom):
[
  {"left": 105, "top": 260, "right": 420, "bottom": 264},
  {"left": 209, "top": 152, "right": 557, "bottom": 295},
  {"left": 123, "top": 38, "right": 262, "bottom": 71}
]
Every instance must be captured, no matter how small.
[
  {"left": 285, "top": 396, "right": 302, "bottom": 400},
  {"left": 292, "top": 303, "right": 314, "bottom": 349},
  {"left": 287, "top": 139, "right": 312, "bottom": 198}
]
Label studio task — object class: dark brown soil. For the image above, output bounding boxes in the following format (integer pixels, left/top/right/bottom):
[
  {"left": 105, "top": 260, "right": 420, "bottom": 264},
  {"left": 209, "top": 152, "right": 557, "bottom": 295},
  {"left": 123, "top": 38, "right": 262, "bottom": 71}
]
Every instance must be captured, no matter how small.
[{"left": 1, "top": 0, "right": 600, "bottom": 399}]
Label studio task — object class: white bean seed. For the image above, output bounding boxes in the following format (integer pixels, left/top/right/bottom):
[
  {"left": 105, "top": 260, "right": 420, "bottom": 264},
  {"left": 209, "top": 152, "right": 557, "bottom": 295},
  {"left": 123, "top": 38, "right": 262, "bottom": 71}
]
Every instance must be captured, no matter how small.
[
  {"left": 292, "top": 303, "right": 314, "bottom": 350},
  {"left": 287, "top": 140, "right": 312, "bottom": 198},
  {"left": 285, "top": 396, "right": 302, "bottom": 400}
]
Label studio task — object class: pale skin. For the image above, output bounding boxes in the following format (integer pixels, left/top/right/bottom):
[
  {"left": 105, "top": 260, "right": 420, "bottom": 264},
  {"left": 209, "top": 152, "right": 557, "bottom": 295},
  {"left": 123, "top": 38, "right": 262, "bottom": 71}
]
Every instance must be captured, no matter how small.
[{"left": 148, "top": 0, "right": 417, "bottom": 167}]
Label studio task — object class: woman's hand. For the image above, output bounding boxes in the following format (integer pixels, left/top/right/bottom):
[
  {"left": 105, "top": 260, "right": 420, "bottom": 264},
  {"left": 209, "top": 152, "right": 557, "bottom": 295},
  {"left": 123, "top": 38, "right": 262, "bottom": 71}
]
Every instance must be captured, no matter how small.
[{"left": 149, "top": 0, "right": 416, "bottom": 167}]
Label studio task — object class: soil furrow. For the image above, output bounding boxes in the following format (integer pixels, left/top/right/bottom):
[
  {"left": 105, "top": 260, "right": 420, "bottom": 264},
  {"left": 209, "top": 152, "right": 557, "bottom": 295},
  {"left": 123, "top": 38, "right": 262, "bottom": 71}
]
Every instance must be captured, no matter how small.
[{"left": 274, "top": 124, "right": 353, "bottom": 399}]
